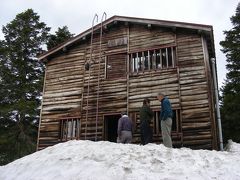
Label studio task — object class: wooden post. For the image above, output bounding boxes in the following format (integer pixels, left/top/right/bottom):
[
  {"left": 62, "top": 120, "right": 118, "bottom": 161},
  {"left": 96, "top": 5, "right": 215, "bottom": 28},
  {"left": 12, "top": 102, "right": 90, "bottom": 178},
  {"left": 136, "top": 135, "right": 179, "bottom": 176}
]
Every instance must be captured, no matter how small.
[
  {"left": 127, "top": 25, "right": 130, "bottom": 114},
  {"left": 160, "top": 49, "right": 162, "bottom": 69},
  {"left": 148, "top": 50, "right": 151, "bottom": 70},
  {"left": 202, "top": 36, "right": 218, "bottom": 150},
  {"left": 166, "top": 48, "right": 169, "bottom": 68},
  {"left": 136, "top": 52, "right": 139, "bottom": 74},
  {"left": 36, "top": 66, "right": 47, "bottom": 151},
  {"left": 142, "top": 51, "right": 145, "bottom": 72},
  {"left": 171, "top": 47, "right": 174, "bottom": 67},
  {"left": 153, "top": 50, "right": 156, "bottom": 70},
  {"left": 130, "top": 54, "right": 133, "bottom": 73},
  {"left": 156, "top": 111, "right": 159, "bottom": 134}
]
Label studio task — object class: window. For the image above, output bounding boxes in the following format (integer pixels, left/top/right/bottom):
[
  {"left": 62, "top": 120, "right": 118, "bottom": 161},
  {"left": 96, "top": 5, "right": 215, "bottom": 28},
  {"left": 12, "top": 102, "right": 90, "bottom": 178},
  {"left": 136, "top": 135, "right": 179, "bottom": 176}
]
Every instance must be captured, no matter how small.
[
  {"left": 129, "top": 109, "right": 180, "bottom": 135},
  {"left": 152, "top": 109, "right": 180, "bottom": 134},
  {"left": 106, "top": 53, "right": 127, "bottom": 79},
  {"left": 59, "top": 118, "right": 80, "bottom": 141},
  {"left": 130, "top": 46, "right": 176, "bottom": 73}
]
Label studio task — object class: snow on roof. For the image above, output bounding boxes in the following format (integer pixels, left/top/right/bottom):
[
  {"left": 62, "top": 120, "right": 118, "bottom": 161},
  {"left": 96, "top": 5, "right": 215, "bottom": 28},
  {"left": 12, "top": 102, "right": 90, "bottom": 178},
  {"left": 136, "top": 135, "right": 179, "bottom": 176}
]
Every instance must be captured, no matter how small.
[{"left": 0, "top": 140, "right": 240, "bottom": 180}]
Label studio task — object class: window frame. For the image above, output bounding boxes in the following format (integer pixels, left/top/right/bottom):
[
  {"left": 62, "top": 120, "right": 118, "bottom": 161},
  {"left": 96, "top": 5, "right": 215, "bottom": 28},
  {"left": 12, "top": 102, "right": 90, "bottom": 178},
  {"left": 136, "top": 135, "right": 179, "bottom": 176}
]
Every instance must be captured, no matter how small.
[
  {"left": 152, "top": 109, "right": 181, "bottom": 134},
  {"left": 59, "top": 117, "right": 81, "bottom": 141},
  {"left": 129, "top": 109, "right": 181, "bottom": 135},
  {"left": 105, "top": 53, "right": 127, "bottom": 80},
  {"left": 129, "top": 45, "right": 177, "bottom": 74}
]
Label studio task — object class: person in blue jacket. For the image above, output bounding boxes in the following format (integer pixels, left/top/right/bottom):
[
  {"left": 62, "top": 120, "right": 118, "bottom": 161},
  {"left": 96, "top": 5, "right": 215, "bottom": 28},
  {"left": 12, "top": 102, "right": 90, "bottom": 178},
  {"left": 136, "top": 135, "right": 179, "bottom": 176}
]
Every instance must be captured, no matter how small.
[{"left": 157, "top": 93, "right": 173, "bottom": 148}]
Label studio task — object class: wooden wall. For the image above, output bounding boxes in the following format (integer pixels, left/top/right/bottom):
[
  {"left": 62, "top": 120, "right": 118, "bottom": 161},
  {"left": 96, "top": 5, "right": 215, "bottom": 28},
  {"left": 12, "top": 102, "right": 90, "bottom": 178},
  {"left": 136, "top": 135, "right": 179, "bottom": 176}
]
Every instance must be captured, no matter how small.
[
  {"left": 37, "top": 22, "right": 217, "bottom": 150},
  {"left": 176, "top": 32, "right": 216, "bottom": 149},
  {"left": 38, "top": 47, "right": 86, "bottom": 149}
]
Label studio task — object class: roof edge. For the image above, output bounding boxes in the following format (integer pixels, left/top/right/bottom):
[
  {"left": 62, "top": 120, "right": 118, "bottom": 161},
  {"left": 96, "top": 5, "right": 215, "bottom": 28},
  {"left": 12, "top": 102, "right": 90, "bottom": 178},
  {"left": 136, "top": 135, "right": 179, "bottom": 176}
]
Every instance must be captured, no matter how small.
[{"left": 38, "top": 15, "right": 213, "bottom": 61}]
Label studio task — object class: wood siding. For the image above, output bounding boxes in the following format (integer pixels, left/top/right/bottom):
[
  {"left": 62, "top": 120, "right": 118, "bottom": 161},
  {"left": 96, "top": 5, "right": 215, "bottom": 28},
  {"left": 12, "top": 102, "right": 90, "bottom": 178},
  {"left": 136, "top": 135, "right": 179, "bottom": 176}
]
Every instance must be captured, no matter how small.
[
  {"left": 176, "top": 33, "right": 216, "bottom": 149},
  {"left": 37, "top": 23, "right": 217, "bottom": 150}
]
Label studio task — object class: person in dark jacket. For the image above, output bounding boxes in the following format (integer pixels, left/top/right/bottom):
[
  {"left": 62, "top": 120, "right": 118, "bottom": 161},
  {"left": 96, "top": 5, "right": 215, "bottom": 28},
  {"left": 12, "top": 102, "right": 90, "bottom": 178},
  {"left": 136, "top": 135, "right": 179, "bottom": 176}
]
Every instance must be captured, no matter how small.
[
  {"left": 117, "top": 112, "right": 133, "bottom": 144},
  {"left": 157, "top": 93, "right": 173, "bottom": 148},
  {"left": 139, "top": 98, "right": 154, "bottom": 145}
]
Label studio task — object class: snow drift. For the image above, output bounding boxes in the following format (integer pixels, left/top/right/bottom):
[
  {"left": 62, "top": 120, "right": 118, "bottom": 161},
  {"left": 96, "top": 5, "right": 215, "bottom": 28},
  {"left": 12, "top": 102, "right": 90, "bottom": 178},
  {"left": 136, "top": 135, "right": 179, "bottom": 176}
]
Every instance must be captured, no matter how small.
[{"left": 0, "top": 140, "right": 240, "bottom": 180}]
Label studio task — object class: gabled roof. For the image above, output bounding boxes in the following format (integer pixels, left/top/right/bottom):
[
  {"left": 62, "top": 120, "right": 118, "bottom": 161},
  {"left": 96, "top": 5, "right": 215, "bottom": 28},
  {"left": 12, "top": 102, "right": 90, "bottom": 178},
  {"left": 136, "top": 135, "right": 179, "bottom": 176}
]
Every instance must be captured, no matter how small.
[{"left": 38, "top": 15, "right": 214, "bottom": 61}]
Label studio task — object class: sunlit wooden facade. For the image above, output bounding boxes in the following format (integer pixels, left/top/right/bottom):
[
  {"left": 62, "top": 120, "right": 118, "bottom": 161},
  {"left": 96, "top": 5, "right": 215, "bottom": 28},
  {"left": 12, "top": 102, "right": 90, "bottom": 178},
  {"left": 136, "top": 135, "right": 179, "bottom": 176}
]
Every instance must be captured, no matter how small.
[{"left": 37, "top": 16, "right": 219, "bottom": 150}]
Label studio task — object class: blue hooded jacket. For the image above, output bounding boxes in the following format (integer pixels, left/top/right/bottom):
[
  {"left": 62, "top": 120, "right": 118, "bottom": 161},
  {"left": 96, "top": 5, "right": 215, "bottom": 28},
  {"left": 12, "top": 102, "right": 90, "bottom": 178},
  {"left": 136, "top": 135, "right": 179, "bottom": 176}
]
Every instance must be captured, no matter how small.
[{"left": 160, "top": 97, "right": 173, "bottom": 121}]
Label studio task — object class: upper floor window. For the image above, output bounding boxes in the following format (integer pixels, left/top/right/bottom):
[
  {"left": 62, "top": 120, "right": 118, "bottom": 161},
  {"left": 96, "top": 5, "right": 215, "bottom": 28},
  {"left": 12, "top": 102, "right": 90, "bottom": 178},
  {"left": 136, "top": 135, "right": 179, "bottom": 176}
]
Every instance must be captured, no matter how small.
[{"left": 130, "top": 46, "right": 176, "bottom": 73}]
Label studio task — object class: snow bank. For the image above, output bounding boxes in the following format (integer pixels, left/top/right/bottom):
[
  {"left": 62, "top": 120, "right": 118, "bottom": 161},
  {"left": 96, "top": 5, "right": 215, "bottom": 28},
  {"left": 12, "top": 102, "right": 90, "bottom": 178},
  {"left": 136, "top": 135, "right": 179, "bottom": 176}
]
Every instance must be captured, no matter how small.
[{"left": 0, "top": 140, "right": 240, "bottom": 180}]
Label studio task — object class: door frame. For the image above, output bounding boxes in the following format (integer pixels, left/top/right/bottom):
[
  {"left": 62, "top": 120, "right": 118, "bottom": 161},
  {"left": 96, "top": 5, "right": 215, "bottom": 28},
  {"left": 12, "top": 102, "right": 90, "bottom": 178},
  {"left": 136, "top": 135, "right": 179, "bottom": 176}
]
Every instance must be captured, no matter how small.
[{"left": 103, "top": 113, "right": 121, "bottom": 141}]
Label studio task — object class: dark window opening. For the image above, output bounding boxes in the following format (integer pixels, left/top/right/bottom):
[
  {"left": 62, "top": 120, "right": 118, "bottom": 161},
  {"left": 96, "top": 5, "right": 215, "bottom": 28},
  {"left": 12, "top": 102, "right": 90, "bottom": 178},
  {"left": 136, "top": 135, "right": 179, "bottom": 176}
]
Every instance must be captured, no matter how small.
[
  {"left": 153, "top": 109, "right": 180, "bottom": 134},
  {"left": 167, "top": 47, "right": 173, "bottom": 67}
]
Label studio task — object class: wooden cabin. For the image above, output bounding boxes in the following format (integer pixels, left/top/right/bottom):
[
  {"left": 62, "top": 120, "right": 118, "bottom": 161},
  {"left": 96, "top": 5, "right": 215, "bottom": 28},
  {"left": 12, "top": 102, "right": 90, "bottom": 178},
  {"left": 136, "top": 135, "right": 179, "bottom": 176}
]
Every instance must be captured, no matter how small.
[{"left": 37, "top": 15, "right": 219, "bottom": 150}]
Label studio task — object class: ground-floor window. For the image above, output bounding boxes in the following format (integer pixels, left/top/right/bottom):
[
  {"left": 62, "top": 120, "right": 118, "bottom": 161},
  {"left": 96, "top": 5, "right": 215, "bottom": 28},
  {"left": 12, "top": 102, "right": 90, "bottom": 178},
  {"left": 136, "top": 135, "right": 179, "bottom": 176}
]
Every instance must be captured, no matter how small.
[
  {"left": 152, "top": 109, "right": 180, "bottom": 134},
  {"left": 59, "top": 118, "right": 81, "bottom": 141},
  {"left": 130, "top": 109, "right": 181, "bottom": 134}
]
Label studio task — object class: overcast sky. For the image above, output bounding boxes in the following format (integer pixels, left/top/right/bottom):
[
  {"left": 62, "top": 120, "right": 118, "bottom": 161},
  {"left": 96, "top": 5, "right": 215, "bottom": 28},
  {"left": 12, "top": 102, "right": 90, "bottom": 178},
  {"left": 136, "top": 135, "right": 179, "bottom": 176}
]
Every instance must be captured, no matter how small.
[{"left": 0, "top": 0, "right": 239, "bottom": 88}]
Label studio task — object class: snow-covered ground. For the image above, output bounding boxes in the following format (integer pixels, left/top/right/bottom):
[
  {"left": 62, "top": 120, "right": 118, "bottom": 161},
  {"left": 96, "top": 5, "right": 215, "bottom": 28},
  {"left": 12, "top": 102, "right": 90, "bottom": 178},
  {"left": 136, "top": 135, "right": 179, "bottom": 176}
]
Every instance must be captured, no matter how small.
[{"left": 0, "top": 140, "right": 240, "bottom": 180}]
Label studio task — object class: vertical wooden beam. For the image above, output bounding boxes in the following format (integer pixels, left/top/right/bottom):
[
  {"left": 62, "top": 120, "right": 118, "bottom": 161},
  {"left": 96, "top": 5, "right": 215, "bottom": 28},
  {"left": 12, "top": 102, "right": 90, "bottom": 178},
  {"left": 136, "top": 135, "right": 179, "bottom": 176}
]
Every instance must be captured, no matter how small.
[
  {"left": 171, "top": 47, "right": 174, "bottom": 68},
  {"left": 148, "top": 50, "right": 150, "bottom": 70},
  {"left": 60, "top": 119, "right": 63, "bottom": 141},
  {"left": 36, "top": 66, "right": 47, "bottom": 151},
  {"left": 130, "top": 54, "right": 133, "bottom": 73},
  {"left": 176, "top": 110, "right": 179, "bottom": 133},
  {"left": 142, "top": 51, "right": 145, "bottom": 72},
  {"left": 176, "top": 31, "right": 183, "bottom": 145},
  {"left": 102, "top": 115, "right": 105, "bottom": 140},
  {"left": 201, "top": 35, "right": 218, "bottom": 150},
  {"left": 104, "top": 56, "right": 107, "bottom": 79},
  {"left": 136, "top": 52, "right": 139, "bottom": 74},
  {"left": 177, "top": 67, "right": 183, "bottom": 146},
  {"left": 77, "top": 118, "right": 80, "bottom": 140},
  {"left": 156, "top": 111, "right": 159, "bottom": 134},
  {"left": 127, "top": 55, "right": 130, "bottom": 115},
  {"left": 166, "top": 48, "right": 169, "bottom": 68},
  {"left": 153, "top": 50, "right": 156, "bottom": 70},
  {"left": 127, "top": 25, "right": 130, "bottom": 115},
  {"left": 135, "top": 54, "right": 138, "bottom": 72},
  {"left": 71, "top": 118, "right": 74, "bottom": 139},
  {"left": 79, "top": 51, "right": 88, "bottom": 140},
  {"left": 174, "top": 33, "right": 178, "bottom": 67},
  {"left": 66, "top": 120, "right": 68, "bottom": 141},
  {"left": 160, "top": 49, "right": 162, "bottom": 69}
]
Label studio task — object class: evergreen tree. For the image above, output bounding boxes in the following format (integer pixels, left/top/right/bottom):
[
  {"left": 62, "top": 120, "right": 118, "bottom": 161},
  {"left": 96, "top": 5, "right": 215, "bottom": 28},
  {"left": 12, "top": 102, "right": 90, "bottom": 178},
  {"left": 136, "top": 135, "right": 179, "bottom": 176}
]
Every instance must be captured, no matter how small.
[
  {"left": 0, "top": 9, "right": 50, "bottom": 165},
  {"left": 47, "top": 26, "right": 74, "bottom": 50},
  {"left": 220, "top": 3, "right": 240, "bottom": 143}
]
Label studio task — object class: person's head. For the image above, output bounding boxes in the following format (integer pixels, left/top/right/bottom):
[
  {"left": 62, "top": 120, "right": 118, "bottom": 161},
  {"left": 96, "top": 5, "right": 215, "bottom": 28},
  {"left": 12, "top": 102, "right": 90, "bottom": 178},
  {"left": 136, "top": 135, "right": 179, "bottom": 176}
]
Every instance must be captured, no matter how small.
[
  {"left": 121, "top": 112, "right": 127, "bottom": 117},
  {"left": 157, "top": 92, "right": 165, "bottom": 101},
  {"left": 143, "top": 98, "right": 150, "bottom": 106}
]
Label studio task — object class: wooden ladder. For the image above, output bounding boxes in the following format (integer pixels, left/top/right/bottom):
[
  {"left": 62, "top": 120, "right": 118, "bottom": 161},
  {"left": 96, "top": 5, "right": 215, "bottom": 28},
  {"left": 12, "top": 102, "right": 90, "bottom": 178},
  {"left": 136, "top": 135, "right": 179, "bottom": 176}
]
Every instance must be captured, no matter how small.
[
  {"left": 95, "top": 12, "right": 107, "bottom": 141},
  {"left": 84, "top": 14, "right": 98, "bottom": 140}
]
